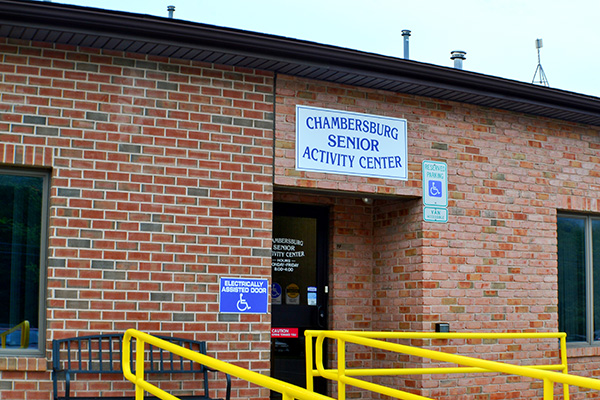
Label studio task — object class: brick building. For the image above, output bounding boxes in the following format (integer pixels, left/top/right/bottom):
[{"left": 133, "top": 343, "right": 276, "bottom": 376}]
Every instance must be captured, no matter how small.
[{"left": 2, "top": 1, "right": 600, "bottom": 399}]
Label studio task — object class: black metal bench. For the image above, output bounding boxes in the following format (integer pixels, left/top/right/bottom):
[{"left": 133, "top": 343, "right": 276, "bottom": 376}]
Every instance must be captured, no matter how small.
[{"left": 52, "top": 333, "right": 231, "bottom": 400}]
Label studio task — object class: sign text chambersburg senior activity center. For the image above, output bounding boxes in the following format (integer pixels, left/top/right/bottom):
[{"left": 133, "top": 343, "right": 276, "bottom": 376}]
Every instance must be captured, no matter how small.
[{"left": 296, "top": 106, "right": 408, "bottom": 180}]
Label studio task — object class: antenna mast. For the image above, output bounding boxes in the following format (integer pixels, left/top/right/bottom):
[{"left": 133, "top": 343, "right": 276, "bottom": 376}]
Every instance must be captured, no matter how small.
[{"left": 532, "top": 38, "right": 549, "bottom": 86}]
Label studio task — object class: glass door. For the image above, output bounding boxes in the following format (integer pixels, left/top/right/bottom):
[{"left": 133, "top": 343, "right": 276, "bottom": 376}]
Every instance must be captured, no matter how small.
[{"left": 271, "top": 203, "right": 328, "bottom": 396}]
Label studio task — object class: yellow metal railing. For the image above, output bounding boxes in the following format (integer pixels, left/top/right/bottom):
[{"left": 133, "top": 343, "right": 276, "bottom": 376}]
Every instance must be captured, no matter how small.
[
  {"left": 123, "top": 329, "right": 600, "bottom": 400},
  {"left": 0, "top": 320, "right": 29, "bottom": 348},
  {"left": 304, "top": 330, "right": 600, "bottom": 400},
  {"left": 122, "top": 329, "right": 335, "bottom": 400}
]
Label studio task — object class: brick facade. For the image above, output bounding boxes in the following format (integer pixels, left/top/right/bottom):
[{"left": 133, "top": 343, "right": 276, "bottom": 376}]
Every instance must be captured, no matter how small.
[
  {"left": 2, "top": 33, "right": 600, "bottom": 400},
  {"left": 0, "top": 39, "right": 273, "bottom": 400},
  {"left": 274, "top": 75, "right": 600, "bottom": 399}
]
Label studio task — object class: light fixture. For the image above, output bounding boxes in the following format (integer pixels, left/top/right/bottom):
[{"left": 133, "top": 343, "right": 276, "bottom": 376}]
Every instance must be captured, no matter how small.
[{"left": 362, "top": 197, "right": 373, "bottom": 205}]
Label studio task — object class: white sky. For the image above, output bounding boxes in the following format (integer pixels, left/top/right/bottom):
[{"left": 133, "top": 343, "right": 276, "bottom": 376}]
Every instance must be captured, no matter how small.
[{"left": 51, "top": 0, "right": 600, "bottom": 97}]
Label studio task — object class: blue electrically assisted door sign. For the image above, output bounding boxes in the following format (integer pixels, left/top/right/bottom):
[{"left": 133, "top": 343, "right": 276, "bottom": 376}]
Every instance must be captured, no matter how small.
[{"left": 219, "top": 277, "right": 269, "bottom": 314}]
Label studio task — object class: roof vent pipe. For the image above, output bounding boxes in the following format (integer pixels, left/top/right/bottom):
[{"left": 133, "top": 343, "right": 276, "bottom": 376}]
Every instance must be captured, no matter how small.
[
  {"left": 402, "top": 30, "right": 411, "bottom": 59},
  {"left": 450, "top": 50, "right": 466, "bottom": 69},
  {"left": 167, "top": 5, "right": 175, "bottom": 18}
]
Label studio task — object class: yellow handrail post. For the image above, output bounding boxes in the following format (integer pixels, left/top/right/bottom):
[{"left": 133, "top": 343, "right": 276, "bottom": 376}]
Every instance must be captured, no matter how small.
[
  {"left": 136, "top": 337, "right": 145, "bottom": 400},
  {"left": 305, "top": 332, "right": 314, "bottom": 391},
  {"left": 337, "top": 336, "right": 345, "bottom": 400},
  {"left": 20, "top": 320, "right": 29, "bottom": 348},
  {"left": 543, "top": 378, "right": 554, "bottom": 400},
  {"left": 560, "top": 336, "right": 570, "bottom": 400},
  {"left": 314, "top": 334, "right": 329, "bottom": 379}
]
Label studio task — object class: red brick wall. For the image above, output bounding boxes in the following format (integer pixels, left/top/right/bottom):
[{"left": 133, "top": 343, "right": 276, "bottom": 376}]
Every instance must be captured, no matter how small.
[
  {"left": 4, "top": 35, "right": 600, "bottom": 400},
  {"left": 0, "top": 39, "right": 273, "bottom": 400},
  {"left": 274, "top": 74, "right": 600, "bottom": 399}
]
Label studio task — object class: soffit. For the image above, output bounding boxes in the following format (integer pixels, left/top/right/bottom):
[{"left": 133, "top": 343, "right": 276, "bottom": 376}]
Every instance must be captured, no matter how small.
[{"left": 1, "top": 0, "right": 600, "bottom": 126}]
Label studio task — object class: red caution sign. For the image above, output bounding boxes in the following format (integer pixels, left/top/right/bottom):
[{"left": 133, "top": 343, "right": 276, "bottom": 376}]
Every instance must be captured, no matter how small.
[{"left": 271, "top": 328, "right": 299, "bottom": 338}]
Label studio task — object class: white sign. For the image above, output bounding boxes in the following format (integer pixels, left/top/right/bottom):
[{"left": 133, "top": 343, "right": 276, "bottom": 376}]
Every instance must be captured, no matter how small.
[
  {"left": 307, "top": 286, "right": 317, "bottom": 306},
  {"left": 296, "top": 106, "right": 408, "bottom": 180},
  {"left": 422, "top": 160, "right": 448, "bottom": 223},
  {"left": 422, "top": 160, "right": 448, "bottom": 207},
  {"left": 424, "top": 206, "right": 448, "bottom": 223}
]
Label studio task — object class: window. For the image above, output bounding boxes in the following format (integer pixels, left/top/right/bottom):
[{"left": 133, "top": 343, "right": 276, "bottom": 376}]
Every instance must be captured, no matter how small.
[
  {"left": 557, "top": 214, "right": 600, "bottom": 343},
  {"left": 0, "top": 169, "right": 49, "bottom": 355}
]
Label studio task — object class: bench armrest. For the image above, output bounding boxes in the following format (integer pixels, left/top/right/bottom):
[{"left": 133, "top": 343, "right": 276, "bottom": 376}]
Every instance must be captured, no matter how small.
[
  {"left": 205, "top": 368, "right": 231, "bottom": 400},
  {"left": 53, "top": 369, "right": 71, "bottom": 400}
]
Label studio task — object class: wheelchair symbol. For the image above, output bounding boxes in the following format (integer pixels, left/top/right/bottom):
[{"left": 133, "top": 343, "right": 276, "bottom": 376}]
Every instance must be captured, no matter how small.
[
  {"left": 429, "top": 180, "right": 442, "bottom": 198},
  {"left": 236, "top": 293, "right": 251, "bottom": 312},
  {"left": 271, "top": 283, "right": 282, "bottom": 299}
]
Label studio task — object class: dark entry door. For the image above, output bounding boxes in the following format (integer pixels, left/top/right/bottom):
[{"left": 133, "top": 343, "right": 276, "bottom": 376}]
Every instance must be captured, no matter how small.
[{"left": 271, "top": 203, "right": 328, "bottom": 395}]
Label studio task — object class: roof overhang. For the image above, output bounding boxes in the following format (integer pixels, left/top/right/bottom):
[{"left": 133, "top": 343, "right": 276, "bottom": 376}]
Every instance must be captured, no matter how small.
[{"left": 2, "top": 0, "right": 600, "bottom": 126}]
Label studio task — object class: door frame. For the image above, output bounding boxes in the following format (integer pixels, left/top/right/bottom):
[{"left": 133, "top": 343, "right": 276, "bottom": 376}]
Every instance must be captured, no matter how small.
[{"left": 271, "top": 202, "right": 330, "bottom": 394}]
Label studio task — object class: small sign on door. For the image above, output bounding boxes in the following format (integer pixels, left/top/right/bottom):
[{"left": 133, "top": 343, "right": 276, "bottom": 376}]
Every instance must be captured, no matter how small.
[
  {"left": 271, "top": 282, "right": 282, "bottom": 305},
  {"left": 286, "top": 283, "right": 300, "bottom": 305},
  {"left": 307, "top": 286, "right": 317, "bottom": 306},
  {"left": 271, "top": 328, "right": 299, "bottom": 338}
]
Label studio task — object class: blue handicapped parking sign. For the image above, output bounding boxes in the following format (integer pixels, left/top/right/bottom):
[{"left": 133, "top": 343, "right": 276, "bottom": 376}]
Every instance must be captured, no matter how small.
[{"left": 429, "top": 180, "right": 443, "bottom": 198}]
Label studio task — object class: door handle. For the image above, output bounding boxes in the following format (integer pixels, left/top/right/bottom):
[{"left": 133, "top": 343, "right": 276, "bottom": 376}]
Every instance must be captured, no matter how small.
[{"left": 317, "top": 305, "right": 326, "bottom": 328}]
